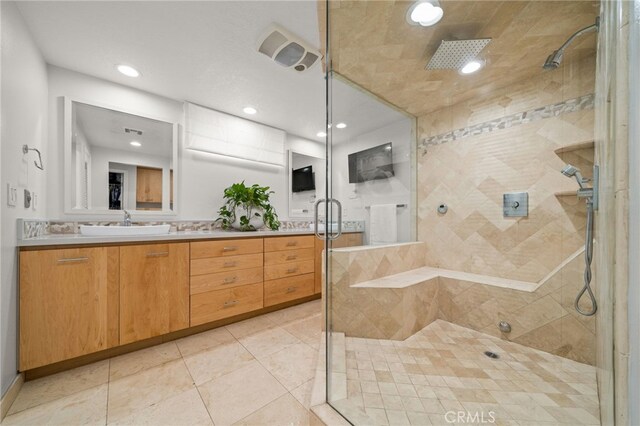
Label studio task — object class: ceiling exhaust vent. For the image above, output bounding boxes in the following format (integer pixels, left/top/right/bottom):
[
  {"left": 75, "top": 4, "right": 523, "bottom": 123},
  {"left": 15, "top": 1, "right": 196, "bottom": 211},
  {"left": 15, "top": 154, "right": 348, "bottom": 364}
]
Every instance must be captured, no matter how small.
[
  {"left": 257, "top": 25, "right": 322, "bottom": 72},
  {"left": 124, "top": 127, "right": 143, "bottom": 136}
]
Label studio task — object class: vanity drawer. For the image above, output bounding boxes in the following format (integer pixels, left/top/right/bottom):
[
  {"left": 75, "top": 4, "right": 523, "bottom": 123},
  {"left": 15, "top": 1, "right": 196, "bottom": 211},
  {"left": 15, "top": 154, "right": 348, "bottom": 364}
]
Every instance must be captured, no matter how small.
[
  {"left": 191, "top": 253, "right": 263, "bottom": 276},
  {"left": 264, "top": 259, "right": 314, "bottom": 281},
  {"left": 264, "top": 248, "right": 314, "bottom": 265},
  {"left": 264, "top": 273, "right": 314, "bottom": 307},
  {"left": 264, "top": 235, "right": 314, "bottom": 252},
  {"left": 190, "top": 267, "right": 263, "bottom": 295},
  {"left": 190, "top": 283, "right": 263, "bottom": 326},
  {"left": 191, "top": 239, "right": 263, "bottom": 259}
]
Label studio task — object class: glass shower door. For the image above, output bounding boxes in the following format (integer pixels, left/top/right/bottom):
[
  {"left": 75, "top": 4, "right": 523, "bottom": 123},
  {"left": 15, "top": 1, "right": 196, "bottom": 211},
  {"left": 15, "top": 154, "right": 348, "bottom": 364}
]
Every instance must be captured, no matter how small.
[
  {"left": 323, "top": 71, "right": 417, "bottom": 422},
  {"left": 322, "top": 1, "right": 618, "bottom": 425}
]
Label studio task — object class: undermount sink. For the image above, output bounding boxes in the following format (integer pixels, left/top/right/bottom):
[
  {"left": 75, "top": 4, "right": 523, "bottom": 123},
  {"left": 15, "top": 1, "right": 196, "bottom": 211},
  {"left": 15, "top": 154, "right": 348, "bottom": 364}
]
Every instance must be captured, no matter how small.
[{"left": 79, "top": 224, "right": 171, "bottom": 236}]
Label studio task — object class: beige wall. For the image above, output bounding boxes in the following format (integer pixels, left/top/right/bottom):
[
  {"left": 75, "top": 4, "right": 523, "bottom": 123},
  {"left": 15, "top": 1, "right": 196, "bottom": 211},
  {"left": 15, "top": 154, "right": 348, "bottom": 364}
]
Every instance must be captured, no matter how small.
[{"left": 417, "top": 55, "right": 596, "bottom": 283}]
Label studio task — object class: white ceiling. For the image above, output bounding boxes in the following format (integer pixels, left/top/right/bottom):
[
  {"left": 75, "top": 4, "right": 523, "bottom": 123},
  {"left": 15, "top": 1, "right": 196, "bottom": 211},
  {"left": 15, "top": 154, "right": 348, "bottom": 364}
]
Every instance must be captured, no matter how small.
[
  {"left": 16, "top": 1, "right": 410, "bottom": 143},
  {"left": 74, "top": 101, "right": 173, "bottom": 158}
]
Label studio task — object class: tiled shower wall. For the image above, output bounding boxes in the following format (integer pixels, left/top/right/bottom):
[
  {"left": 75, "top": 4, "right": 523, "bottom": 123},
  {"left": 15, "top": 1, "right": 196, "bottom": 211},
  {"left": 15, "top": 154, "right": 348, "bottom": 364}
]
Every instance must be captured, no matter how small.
[
  {"left": 417, "top": 54, "right": 596, "bottom": 283},
  {"left": 330, "top": 243, "right": 595, "bottom": 364}
]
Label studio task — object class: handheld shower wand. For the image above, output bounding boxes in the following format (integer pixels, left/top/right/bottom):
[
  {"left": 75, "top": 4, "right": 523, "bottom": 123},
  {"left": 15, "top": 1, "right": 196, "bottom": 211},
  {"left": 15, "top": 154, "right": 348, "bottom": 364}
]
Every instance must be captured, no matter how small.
[
  {"left": 561, "top": 164, "right": 588, "bottom": 189},
  {"left": 560, "top": 164, "right": 598, "bottom": 316}
]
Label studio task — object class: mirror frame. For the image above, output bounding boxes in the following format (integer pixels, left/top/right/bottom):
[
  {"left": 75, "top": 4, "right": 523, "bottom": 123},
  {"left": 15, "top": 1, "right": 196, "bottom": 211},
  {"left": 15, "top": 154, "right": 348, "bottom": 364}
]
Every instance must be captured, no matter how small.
[
  {"left": 63, "top": 96, "right": 179, "bottom": 216},
  {"left": 288, "top": 149, "right": 324, "bottom": 220}
]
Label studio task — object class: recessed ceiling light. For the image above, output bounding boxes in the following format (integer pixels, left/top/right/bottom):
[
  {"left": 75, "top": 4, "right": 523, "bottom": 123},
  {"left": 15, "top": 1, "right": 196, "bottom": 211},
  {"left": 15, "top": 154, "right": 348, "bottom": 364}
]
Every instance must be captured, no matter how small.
[
  {"left": 336, "top": 123, "right": 347, "bottom": 129},
  {"left": 407, "top": 1, "right": 443, "bottom": 27},
  {"left": 117, "top": 64, "right": 141, "bottom": 78},
  {"left": 317, "top": 131, "right": 327, "bottom": 138},
  {"left": 459, "top": 60, "right": 484, "bottom": 75},
  {"left": 243, "top": 106, "right": 257, "bottom": 115},
  {"left": 130, "top": 141, "right": 142, "bottom": 147}
]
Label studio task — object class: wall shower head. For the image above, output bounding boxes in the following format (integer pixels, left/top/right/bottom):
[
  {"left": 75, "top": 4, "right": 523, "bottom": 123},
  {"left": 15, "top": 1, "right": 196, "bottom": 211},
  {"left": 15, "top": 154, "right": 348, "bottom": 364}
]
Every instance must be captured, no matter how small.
[
  {"left": 561, "top": 164, "right": 587, "bottom": 189},
  {"left": 543, "top": 17, "right": 599, "bottom": 70},
  {"left": 543, "top": 50, "right": 563, "bottom": 70}
]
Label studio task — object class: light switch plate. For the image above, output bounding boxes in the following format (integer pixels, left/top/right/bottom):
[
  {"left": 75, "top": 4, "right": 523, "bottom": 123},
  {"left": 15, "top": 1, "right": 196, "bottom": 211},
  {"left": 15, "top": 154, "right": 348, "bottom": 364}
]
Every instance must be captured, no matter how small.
[
  {"left": 7, "top": 183, "right": 17, "bottom": 207},
  {"left": 503, "top": 192, "right": 528, "bottom": 218}
]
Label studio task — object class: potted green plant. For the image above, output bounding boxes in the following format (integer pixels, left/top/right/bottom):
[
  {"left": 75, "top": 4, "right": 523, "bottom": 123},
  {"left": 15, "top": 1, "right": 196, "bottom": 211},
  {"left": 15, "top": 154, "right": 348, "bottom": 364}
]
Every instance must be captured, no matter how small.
[{"left": 216, "top": 181, "right": 280, "bottom": 231}]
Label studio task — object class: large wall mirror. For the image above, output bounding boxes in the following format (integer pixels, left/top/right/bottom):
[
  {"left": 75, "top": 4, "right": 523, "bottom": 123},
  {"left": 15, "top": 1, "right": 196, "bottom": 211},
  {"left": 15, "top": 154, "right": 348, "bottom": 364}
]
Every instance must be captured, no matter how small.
[
  {"left": 288, "top": 150, "right": 324, "bottom": 219},
  {"left": 64, "top": 98, "right": 178, "bottom": 215}
]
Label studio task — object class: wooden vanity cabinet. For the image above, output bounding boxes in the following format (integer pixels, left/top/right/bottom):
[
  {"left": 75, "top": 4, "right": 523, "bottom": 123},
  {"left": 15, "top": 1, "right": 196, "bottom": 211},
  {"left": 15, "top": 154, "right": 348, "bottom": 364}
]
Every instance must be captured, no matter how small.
[
  {"left": 119, "top": 243, "right": 189, "bottom": 344},
  {"left": 189, "top": 238, "right": 264, "bottom": 326},
  {"left": 19, "top": 232, "right": 362, "bottom": 372},
  {"left": 19, "top": 247, "right": 119, "bottom": 370},
  {"left": 264, "top": 235, "right": 315, "bottom": 306}
]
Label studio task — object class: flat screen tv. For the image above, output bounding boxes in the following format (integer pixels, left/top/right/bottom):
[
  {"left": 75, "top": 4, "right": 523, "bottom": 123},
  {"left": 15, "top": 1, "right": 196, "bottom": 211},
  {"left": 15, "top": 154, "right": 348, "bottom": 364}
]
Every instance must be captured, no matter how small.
[
  {"left": 292, "top": 165, "right": 315, "bottom": 192},
  {"left": 348, "top": 142, "right": 394, "bottom": 183}
]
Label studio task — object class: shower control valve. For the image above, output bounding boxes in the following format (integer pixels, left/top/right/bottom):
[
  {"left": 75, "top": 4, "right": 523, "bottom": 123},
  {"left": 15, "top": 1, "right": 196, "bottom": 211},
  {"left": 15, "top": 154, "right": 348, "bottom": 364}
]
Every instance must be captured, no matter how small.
[{"left": 503, "top": 192, "right": 528, "bottom": 218}]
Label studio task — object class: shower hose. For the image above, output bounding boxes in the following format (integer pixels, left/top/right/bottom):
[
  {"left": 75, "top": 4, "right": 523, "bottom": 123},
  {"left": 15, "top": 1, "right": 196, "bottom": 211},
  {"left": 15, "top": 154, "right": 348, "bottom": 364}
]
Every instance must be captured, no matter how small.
[{"left": 576, "top": 198, "right": 597, "bottom": 316}]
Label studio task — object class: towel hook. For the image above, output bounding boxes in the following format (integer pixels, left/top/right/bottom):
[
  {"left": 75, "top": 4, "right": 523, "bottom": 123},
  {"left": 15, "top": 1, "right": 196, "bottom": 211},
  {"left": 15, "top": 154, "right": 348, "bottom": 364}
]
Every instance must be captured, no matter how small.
[{"left": 22, "top": 145, "right": 44, "bottom": 170}]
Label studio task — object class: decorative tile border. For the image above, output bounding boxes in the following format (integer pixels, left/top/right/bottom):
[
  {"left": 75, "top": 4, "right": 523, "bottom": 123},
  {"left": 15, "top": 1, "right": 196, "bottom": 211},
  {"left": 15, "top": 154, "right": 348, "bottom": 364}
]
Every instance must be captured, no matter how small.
[
  {"left": 18, "top": 219, "right": 49, "bottom": 239},
  {"left": 418, "top": 93, "right": 595, "bottom": 154},
  {"left": 19, "top": 219, "right": 364, "bottom": 238}
]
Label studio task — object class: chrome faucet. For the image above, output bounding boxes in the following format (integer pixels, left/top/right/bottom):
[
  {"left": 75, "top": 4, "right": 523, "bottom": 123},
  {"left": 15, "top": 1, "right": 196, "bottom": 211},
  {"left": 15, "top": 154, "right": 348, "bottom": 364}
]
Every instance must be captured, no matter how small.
[{"left": 123, "top": 210, "right": 132, "bottom": 227}]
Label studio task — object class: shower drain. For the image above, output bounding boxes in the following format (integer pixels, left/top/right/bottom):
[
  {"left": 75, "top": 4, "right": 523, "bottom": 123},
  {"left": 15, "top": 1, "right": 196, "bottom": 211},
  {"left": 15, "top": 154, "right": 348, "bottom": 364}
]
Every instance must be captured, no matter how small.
[{"left": 484, "top": 351, "right": 500, "bottom": 359}]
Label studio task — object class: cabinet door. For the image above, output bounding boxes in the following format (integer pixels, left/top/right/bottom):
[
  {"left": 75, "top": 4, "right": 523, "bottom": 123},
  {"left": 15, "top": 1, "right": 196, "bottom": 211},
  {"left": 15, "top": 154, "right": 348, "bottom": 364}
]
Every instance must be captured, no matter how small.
[
  {"left": 120, "top": 243, "right": 189, "bottom": 344},
  {"left": 19, "top": 247, "right": 119, "bottom": 370},
  {"left": 136, "top": 167, "right": 163, "bottom": 203}
]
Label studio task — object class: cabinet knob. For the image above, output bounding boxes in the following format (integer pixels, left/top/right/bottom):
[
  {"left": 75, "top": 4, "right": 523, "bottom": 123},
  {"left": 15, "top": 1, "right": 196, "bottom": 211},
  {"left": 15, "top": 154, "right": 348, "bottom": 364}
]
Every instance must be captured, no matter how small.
[
  {"left": 286, "top": 241, "right": 298, "bottom": 247},
  {"left": 222, "top": 246, "right": 238, "bottom": 252},
  {"left": 286, "top": 287, "right": 297, "bottom": 294},
  {"left": 286, "top": 255, "right": 297, "bottom": 261},
  {"left": 286, "top": 267, "right": 298, "bottom": 274},
  {"left": 223, "top": 261, "right": 237, "bottom": 268},
  {"left": 223, "top": 300, "right": 239, "bottom": 308},
  {"left": 223, "top": 276, "right": 237, "bottom": 284}
]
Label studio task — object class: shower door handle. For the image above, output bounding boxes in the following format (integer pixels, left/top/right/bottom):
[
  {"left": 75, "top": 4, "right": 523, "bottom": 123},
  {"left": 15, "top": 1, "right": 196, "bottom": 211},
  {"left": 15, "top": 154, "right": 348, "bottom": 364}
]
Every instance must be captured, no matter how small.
[
  {"left": 327, "top": 198, "right": 342, "bottom": 241},
  {"left": 314, "top": 198, "right": 342, "bottom": 240},
  {"left": 314, "top": 198, "right": 326, "bottom": 239}
]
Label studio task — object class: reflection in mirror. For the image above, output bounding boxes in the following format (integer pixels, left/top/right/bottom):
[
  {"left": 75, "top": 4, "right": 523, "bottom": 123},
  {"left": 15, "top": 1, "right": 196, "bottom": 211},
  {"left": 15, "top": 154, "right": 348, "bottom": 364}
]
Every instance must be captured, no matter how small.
[
  {"left": 289, "top": 151, "right": 324, "bottom": 218},
  {"left": 69, "top": 101, "right": 175, "bottom": 213}
]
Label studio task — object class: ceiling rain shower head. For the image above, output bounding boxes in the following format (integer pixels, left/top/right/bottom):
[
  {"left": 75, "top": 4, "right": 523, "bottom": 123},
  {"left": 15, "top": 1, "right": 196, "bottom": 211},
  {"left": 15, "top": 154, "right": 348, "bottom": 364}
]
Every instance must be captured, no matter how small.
[
  {"left": 543, "top": 17, "right": 599, "bottom": 70},
  {"left": 426, "top": 38, "right": 491, "bottom": 71}
]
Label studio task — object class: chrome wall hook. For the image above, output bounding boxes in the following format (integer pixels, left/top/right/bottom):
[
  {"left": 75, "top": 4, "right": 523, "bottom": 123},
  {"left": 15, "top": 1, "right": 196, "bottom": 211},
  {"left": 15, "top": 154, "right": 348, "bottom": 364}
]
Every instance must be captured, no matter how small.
[{"left": 22, "top": 145, "right": 44, "bottom": 170}]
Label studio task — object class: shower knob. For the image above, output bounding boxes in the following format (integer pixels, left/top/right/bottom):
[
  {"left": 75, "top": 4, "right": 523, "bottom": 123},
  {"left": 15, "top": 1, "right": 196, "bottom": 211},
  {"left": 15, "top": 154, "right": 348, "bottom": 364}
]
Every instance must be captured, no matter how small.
[
  {"left": 498, "top": 321, "right": 512, "bottom": 333},
  {"left": 511, "top": 201, "right": 520, "bottom": 209}
]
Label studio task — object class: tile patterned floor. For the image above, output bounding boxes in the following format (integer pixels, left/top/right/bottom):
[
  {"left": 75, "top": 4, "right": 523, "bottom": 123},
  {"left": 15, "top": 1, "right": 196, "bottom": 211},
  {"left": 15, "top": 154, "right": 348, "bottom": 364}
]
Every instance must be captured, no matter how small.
[
  {"left": 3, "top": 300, "right": 322, "bottom": 426},
  {"left": 4, "top": 303, "right": 602, "bottom": 426},
  {"left": 329, "top": 320, "right": 601, "bottom": 426}
]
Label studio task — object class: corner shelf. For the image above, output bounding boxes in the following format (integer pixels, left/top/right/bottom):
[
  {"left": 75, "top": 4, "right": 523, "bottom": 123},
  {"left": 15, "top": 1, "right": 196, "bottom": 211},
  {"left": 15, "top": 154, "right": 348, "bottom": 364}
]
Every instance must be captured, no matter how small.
[{"left": 554, "top": 141, "right": 595, "bottom": 155}]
